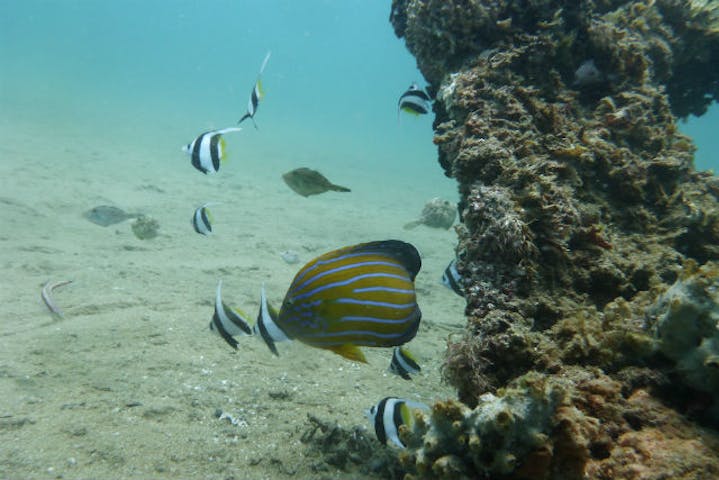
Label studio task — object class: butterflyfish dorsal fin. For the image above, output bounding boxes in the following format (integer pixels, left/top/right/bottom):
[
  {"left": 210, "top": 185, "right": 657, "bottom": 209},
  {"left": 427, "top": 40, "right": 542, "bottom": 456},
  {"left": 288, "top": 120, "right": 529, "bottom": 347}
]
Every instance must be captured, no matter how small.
[
  {"left": 345, "top": 240, "right": 422, "bottom": 281},
  {"left": 327, "top": 344, "right": 367, "bottom": 363}
]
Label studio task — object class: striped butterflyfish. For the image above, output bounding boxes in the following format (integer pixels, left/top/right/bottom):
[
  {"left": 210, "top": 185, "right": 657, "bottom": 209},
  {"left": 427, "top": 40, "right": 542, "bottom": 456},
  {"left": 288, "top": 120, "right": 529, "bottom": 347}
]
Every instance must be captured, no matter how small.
[
  {"left": 254, "top": 240, "right": 422, "bottom": 363},
  {"left": 183, "top": 127, "right": 242, "bottom": 174},
  {"left": 210, "top": 280, "right": 253, "bottom": 349},
  {"left": 192, "top": 203, "right": 214, "bottom": 235},
  {"left": 366, "top": 397, "right": 429, "bottom": 448},
  {"left": 440, "top": 258, "right": 464, "bottom": 297},
  {"left": 238, "top": 51, "right": 271, "bottom": 128},
  {"left": 398, "top": 82, "right": 431, "bottom": 119},
  {"left": 389, "top": 346, "right": 421, "bottom": 380}
]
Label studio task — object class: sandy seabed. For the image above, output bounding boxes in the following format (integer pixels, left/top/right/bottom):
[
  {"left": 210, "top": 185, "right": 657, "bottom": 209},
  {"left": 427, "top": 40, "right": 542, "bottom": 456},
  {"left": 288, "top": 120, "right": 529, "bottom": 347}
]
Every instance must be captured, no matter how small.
[{"left": 0, "top": 105, "right": 463, "bottom": 479}]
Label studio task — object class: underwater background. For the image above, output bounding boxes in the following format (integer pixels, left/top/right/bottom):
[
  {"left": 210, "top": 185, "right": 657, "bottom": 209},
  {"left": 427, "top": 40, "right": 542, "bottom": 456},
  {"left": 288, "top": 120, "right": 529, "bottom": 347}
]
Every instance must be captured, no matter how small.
[
  {"left": 0, "top": 0, "right": 457, "bottom": 199},
  {"left": 1, "top": 2, "right": 465, "bottom": 478},
  {"left": 1, "top": 1, "right": 718, "bottom": 479},
  {"left": 1, "top": 0, "right": 714, "bottom": 175}
]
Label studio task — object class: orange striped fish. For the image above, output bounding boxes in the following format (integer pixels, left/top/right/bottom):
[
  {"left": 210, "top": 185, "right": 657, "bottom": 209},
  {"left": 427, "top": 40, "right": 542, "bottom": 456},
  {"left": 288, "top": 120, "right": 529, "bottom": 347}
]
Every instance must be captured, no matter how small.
[{"left": 256, "top": 240, "right": 422, "bottom": 363}]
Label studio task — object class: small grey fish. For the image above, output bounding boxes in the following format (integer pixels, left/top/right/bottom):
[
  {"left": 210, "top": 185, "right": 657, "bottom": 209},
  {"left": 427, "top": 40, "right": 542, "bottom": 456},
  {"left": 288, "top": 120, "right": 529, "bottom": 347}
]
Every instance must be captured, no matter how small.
[
  {"left": 281, "top": 168, "right": 351, "bottom": 197},
  {"left": 83, "top": 205, "right": 141, "bottom": 227},
  {"left": 573, "top": 59, "right": 603, "bottom": 87}
]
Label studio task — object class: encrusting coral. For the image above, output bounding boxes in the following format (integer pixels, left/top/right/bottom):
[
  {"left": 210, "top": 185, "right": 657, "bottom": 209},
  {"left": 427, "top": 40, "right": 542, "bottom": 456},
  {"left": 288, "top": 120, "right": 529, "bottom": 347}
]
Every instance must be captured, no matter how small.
[
  {"left": 389, "top": 0, "right": 719, "bottom": 478},
  {"left": 645, "top": 260, "right": 719, "bottom": 420}
]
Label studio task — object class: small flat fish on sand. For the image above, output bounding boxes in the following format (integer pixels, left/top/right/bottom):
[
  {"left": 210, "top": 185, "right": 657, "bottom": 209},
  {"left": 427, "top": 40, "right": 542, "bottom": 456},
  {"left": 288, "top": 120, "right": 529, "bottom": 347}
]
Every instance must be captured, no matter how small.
[
  {"left": 282, "top": 167, "right": 351, "bottom": 197},
  {"left": 83, "top": 205, "right": 141, "bottom": 227}
]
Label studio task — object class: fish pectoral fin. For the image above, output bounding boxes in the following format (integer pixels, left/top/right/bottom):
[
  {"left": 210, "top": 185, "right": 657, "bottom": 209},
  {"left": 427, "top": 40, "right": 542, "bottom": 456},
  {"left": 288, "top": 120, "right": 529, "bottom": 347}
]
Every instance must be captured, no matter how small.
[{"left": 327, "top": 344, "right": 367, "bottom": 363}]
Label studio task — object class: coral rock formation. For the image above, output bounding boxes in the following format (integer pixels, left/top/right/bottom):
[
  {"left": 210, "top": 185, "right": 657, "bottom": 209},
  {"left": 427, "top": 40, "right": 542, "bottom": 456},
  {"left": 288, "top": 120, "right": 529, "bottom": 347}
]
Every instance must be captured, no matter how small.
[{"left": 390, "top": 0, "right": 719, "bottom": 477}]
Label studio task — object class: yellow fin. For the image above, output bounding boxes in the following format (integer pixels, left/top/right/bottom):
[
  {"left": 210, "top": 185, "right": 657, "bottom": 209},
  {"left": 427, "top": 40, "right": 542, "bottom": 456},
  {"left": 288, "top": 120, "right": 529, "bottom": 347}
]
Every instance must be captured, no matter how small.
[
  {"left": 400, "top": 403, "right": 412, "bottom": 427},
  {"left": 219, "top": 137, "right": 228, "bottom": 162},
  {"left": 231, "top": 306, "right": 251, "bottom": 322},
  {"left": 257, "top": 79, "right": 265, "bottom": 99},
  {"left": 326, "top": 344, "right": 367, "bottom": 363},
  {"left": 399, "top": 346, "right": 418, "bottom": 363}
]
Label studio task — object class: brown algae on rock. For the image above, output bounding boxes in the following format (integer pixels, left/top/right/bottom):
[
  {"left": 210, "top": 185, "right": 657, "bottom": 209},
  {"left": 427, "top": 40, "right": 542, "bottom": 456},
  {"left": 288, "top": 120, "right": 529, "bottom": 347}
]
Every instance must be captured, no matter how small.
[{"left": 390, "top": 0, "right": 719, "bottom": 477}]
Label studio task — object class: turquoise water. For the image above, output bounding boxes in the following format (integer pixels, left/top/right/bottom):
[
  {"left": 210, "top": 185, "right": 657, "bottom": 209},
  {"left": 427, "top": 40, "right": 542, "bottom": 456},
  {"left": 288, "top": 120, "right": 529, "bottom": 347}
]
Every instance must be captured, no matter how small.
[
  {"left": 0, "top": 0, "right": 453, "bottom": 201},
  {"left": 1, "top": 0, "right": 715, "bottom": 180},
  {"left": 680, "top": 105, "right": 719, "bottom": 172}
]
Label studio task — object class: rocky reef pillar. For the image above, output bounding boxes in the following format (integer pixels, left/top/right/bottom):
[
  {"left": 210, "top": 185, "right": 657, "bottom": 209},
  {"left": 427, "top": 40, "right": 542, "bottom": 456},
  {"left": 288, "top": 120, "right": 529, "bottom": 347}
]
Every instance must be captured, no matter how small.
[{"left": 391, "top": 1, "right": 719, "bottom": 478}]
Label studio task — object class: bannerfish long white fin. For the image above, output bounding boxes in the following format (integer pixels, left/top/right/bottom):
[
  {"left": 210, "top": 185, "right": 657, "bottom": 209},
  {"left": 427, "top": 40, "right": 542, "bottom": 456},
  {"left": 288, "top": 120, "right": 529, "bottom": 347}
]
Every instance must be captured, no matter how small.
[{"left": 259, "top": 51, "right": 271, "bottom": 75}]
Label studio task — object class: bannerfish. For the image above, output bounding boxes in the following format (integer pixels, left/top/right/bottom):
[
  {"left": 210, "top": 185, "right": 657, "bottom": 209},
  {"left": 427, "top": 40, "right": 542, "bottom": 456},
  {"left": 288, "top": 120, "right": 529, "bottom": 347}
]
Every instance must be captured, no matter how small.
[
  {"left": 83, "top": 205, "right": 141, "bottom": 227},
  {"left": 282, "top": 167, "right": 351, "bottom": 197},
  {"left": 366, "top": 397, "right": 429, "bottom": 448},
  {"left": 440, "top": 258, "right": 464, "bottom": 297},
  {"left": 183, "top": 127, "right": 243, "bottom": 174},
  {"left": 389, "top": 346, "right": 421, "bottom": 380},
  {"left": 398, "top": 82, "right": 431, "bottom": 120},
  {"left": 210, "top": 280, "right": 253, "bottom": 349},
  {"left": 238, "top": 51, "right": 271, "bottom": 128},
  {"left": 253, "top": 240, "right": 423, "bottom": 363},
  {"left": 192, "top": 203, "right": 214, "bottom": 235}
]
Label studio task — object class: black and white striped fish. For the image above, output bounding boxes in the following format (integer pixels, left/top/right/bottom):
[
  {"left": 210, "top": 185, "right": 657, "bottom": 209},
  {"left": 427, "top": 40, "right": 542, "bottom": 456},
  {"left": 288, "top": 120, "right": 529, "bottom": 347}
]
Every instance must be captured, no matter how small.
[
  {"left": 210, "top": 280, "right": 253, "bottom": 349},
  {"left": 192, "top": 203, "right": 214, "bottom": 235},
  {"left": 440, "top": 258, "right": 464, "bottom": 297},
  {"left": 252, "top": 240, "right": 422, "bottom": 363},
  {"left": 366, "top": 397, "right": 428, "bottom": 448},
  {"left": 398, "top": 83, "right": 430, "bottom": 119},
  {"left": 389, "top": 346, "right": 421, "bottom": 380},
  {"left": 183, "top": 127, "right": 242, "bottom": 174},
  {"left": 238, "top": 51, "right": 271, "bottom": 128}
]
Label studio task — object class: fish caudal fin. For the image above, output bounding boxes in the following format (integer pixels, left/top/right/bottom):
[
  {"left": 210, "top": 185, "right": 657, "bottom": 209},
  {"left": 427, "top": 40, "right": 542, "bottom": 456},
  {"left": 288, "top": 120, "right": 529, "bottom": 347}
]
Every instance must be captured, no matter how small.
[
  {"left": 330, "top": 183, "right": 351, "bottom": 193},
  {"left": 326, "top": 344, "right": 368, "bottom": 363}
]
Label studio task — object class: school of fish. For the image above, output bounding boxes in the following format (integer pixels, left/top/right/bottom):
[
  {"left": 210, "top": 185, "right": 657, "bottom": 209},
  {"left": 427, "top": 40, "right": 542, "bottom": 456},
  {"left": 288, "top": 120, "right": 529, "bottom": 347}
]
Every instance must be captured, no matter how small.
[{"left": 182, "top": 55, "right": 453, "bottom": 448}]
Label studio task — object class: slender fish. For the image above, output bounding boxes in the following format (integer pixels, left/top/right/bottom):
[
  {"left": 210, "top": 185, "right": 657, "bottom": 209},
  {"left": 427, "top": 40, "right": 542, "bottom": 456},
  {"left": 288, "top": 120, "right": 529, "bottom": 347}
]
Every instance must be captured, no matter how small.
[
  {"left": 238, "top": 51, "right": 271, "bottom": 128},
  {"left": 41, "top": 280, "right": 73, "bottom": 318}
]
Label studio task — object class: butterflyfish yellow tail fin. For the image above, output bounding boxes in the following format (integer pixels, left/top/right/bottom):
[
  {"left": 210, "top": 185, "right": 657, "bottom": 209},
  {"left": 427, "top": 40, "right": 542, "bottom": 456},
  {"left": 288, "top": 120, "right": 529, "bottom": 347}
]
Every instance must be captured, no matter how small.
[{"left": 327, "top": 344, "right": 367, "bottom": 363}]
